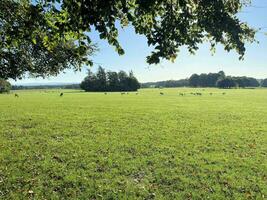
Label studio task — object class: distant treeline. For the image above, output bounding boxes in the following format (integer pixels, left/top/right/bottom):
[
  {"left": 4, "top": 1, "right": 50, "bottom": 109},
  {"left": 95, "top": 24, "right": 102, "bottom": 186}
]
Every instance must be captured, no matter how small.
[
  {"left": 142, "top": 71, "right": 267, "bottom": 89},
  {"left": 4, "top": 71, "right": 267, "bottom": 92},
  {"left": 12, "top": 84, "right": 81, "bottom": 90},
  {"left": 141, "top": 79, "right": 189, "bottom": 88},
  {"left": 80, "top": 67, "right": 140, "bottom": 92}
]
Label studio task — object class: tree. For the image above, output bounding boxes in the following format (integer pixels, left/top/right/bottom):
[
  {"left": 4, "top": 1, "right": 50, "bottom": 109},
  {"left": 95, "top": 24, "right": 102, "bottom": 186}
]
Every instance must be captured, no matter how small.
[
  {"left": 96, "top": 66, "right": 107, "bottom": 91},
  {"left": 248, "top": 78, "right": 260, "bottom": 87},
  {"left": 0, "top": 79, "right": 11, "bottom": 93},
  {"left": 118, "top": 71, "right": 129, "bottom": 91},
  {"left": 1, "top": 0, "right": 255, "bottom": 80},
  {"left": 206, "top": 73, "right": 224, "bottom": 87},
  {"left": 107, "top": 71, "right": 120, "bottom": 91},
  {"left": 216, "top": 77, "right": 236, "bottom": 89},
  {"left": 261, "top": 79, "right": 267, "bottom": 87},
  {"left": 189, "top": 74, "right": 200, "bottom": 87},
  {"left": 218, "top": 71, "right": 226, "bottom": 78},
  {"left": 80, "top": 70, "right": 98, "bottom": 92},
  {"left": 234, "top": 77, "right": 248, "bottom": 88},
  {"left": 233, "top": 77, "right": 259, "bottom": 88},
  {"left": 199, "top": 73, "right": 209, "bottom": 87},
  {"left": 127, "top": 71, "right": 141, "bottom": 91}
]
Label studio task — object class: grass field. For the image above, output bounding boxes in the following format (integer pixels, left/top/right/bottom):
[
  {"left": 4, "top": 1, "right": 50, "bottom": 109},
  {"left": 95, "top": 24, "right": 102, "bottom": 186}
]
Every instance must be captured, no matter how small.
[{"left": 0, "top": 88, "right": 266, "bottom": 199}]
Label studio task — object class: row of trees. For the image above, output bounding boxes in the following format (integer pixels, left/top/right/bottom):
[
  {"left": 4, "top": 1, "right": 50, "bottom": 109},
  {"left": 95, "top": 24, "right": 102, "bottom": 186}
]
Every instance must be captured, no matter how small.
[
  {"left": 188, "top": 71, "right": 261, "bottom": 88},
  {"left": 216, "top": 76, "right": 263, "bottom": 88},
  {"left": 142, "top": 79, "right": 189, "bottom": 88},
  {"left": 11, "top": 84, "right": 81, "bottom": 90},
  {"left": 141, "top": 71, "right": 267, "bottom": 89},
  {"left": 80, "top": 67, "right": 140, "bottom": 92}
]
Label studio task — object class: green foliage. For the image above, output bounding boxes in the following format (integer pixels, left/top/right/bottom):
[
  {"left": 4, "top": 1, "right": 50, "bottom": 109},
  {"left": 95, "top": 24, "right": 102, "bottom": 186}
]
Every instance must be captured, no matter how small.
[
  {"left": 189, "top": 71, "right": 260, "bottom": 88},
  {"left": 0, "top": 88, "right": 266, "bottom": 199},
  {"left": 42, "top": 0, "right": 255, "bottom": 64},
  {"left": 0, "top": 79, "right": 11, "bottom": 93},
  {"left": 216, "top": 77, "right": 237, "bottom": 88},
  {"left": 233, "top": 77, "right": 260, "bottom": 88},
  {"left": 80, "top": 67, "right": 140, "bottom": 92},
  {"left": 261, "top": 79, "right": 267, "bottom": 87},
  {"left": 12, "top": 84, "right": 81, "bottom": 90},
  {"left": 1, "top": 0, "right": 256, "bottom": 79},
  {"left": 0, "top": 0, "right": 96, "bottom": 80},
  {"left": 189, "top": 74, "right": 200, "bottom": 87},
  {"left": 142, "top": 79, "right": 189, "bottom": 88},
  {"left": 189, "top": 71, "right": 225, "bottom": 87}
]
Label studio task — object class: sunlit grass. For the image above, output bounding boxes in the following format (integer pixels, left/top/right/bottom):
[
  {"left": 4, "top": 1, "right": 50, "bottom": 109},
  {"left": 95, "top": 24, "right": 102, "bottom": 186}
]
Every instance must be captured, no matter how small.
[{"left": 0, "top": 88, "right": 266, "bottom": 199}]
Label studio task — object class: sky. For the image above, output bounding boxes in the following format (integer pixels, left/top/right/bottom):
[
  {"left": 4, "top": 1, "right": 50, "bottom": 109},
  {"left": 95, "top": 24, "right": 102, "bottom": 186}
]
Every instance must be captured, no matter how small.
[{"left": 11, "top": 0, "right": 267, "bottom": 85}]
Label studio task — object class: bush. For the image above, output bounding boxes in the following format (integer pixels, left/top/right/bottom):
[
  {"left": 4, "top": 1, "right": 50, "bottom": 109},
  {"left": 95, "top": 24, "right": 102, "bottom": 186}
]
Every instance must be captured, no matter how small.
[{"left": 0, "top": 79, "right": 11, "bottom": 93}]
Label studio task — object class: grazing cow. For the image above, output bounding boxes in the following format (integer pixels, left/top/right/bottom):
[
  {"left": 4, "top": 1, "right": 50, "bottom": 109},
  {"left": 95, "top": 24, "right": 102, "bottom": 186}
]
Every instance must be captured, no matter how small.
[
  {"left": 160, "top": 92, "right": 164, "bottom": 95},
  {"left": 14, "top": 94, "right": 19, "bottom": 98},
  {"left": 60, "top": 93, "right": 64, "bottom": 97}
]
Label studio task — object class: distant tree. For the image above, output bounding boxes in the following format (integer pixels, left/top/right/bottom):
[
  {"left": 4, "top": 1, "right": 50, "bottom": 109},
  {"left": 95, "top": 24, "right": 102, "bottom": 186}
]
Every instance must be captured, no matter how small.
[
  {"left": 81, "top": 68, "right": 140, "bottom": 92},
  {"left": 261, "top": 79, "right": 267, "bottom": 87},
  {"left": 248, "top": 78, "right": 260, "bottom": 87},
  {"left": 199, "top": 73, "right": 209, "bottom": 87},
  {"left": 218, "top": 71, "right": 226, "bottom": 78},
  {"left": 189, "top": 74, "right": 200, "bottom": 87},
  {"left": 234, "top": 77, "right": 248, "bottom": 88},
  {"left": 189, "top": 71, "right": 226, "bottom": 88},
  {"left": 107, "top": 71, "right": 120, "bottom": 91},
  {"left": 141, "top": 79, "right": 189, "bottom": 88},
  {"left": 233, "top": 77, "right": 259, "bottom": 88},
  {"left": 127, "top": 71, "right": 141, "bottom": 91},
  {"left": 118, "top": 71, "right": 129, "bottom": 91},
  {"left": 96, "top": 66, "right": 107, "bottom": 91},
  {"left": 206, "top": 73, "right": 224, "bottom": 87},
  {"left": 0, "top": 79, "right": 11, "bottom": 93},
  {"left": 216, "top": 77, "right": 236, "bottom": 89},
  {"left": 80, "top": 70, "right": 98, "bottom": 92}
]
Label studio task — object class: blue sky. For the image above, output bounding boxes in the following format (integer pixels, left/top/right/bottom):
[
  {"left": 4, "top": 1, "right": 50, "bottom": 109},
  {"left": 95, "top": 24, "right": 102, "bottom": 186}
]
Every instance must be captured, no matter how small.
[{"left": 11, "top": 0, "right": 267, "bottom": 85}]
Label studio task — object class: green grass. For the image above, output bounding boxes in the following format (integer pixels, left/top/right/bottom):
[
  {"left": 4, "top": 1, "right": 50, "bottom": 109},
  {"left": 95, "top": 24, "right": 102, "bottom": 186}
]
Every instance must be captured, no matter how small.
[{"left": 0, "top": 88, "right": 266, "bottom": 199}]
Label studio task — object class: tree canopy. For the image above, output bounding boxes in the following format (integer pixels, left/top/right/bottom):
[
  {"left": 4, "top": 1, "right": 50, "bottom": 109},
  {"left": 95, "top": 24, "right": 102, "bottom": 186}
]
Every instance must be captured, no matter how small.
[
  {"left": 189, "top": 71, "right": 225, "bottom": 87},
  {"left": 1, "top": 0, "right": 255, "bottom": 80},
  {"left": 216, "top": 77, "right": 237, "bottom": 88},
  {"left": 80, "top": 67, "right": 140, "bottom": 92}
]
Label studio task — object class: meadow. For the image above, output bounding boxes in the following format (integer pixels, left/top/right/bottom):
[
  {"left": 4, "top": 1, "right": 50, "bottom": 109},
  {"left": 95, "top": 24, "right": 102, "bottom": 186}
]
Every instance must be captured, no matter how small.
[{"left": 0, "top": 88, "right": 266, "bottom": 199}]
